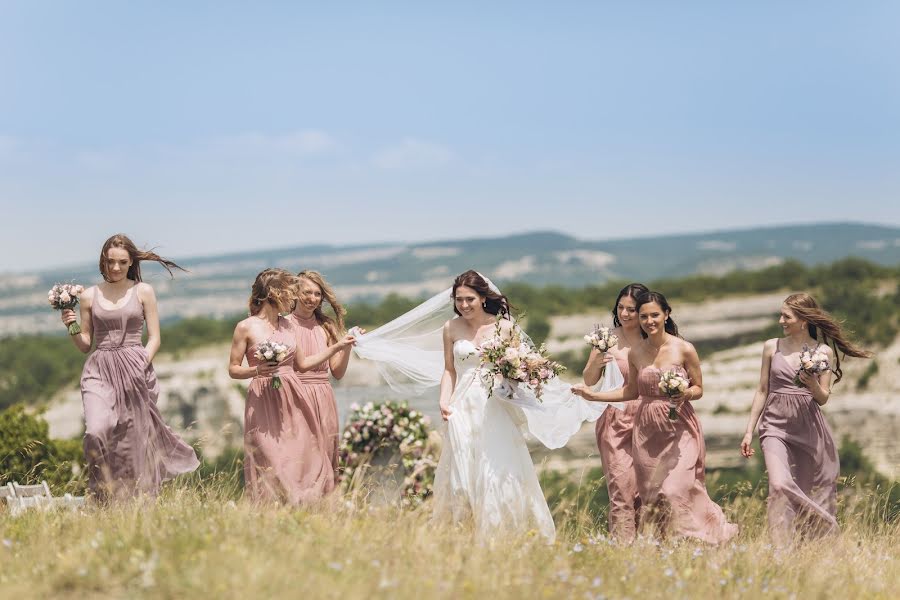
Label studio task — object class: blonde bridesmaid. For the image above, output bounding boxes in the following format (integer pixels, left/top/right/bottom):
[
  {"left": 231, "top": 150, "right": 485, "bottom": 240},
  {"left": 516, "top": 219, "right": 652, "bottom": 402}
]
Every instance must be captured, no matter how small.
[
  {"left": 61, "top": 234, "right": 199, "bottom": 500},
  {"left": 573, "top": 291, "right": 737, "bottom": 544},
  {"left": 228, "top": 269, "right": 355, "bottom": 504},
  {"left": 741, "top": 293, "right": 872, "bottom": 545},
  {"left": 582, "top": 283, "right": 647, "bottom": 542},
  {"left": 286, "top": 270, "right": 360, "bottom": 498}
]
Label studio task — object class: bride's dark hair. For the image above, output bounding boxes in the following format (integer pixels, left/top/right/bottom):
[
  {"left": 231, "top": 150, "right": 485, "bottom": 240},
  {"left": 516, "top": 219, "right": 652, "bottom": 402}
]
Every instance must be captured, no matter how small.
[{"left": 451, "top": 270, "right": 512, "bottom": 317}]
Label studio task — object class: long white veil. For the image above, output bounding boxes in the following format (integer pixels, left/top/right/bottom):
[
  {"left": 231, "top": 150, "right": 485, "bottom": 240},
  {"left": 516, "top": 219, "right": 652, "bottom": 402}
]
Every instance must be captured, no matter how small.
[{"left": 351, "top": 275, "right": 619, "bottom": 449}]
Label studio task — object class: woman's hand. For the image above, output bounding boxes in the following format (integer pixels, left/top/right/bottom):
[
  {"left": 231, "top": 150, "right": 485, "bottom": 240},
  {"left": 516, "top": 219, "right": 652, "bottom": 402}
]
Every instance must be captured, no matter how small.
[
  {"left": 255, "top": 362, "right": 280, "bottom": 376},
  {"left": 570, "top": 383, "right": 591, "bottom": 399},
  {"left": 797, "top": 370, "right": 820, "bottom": 391},
  {"left": 337, "top": 334, "right": 358, "bottom": 349},
  {"left": 61, "top": 308, "right": 78, "bottom": 327},
  {"left": 740, "top": 432, "right": 755, "bottom": 458},
  {"left": 439, "top": 401, "right": 453, "bottom": 421}
]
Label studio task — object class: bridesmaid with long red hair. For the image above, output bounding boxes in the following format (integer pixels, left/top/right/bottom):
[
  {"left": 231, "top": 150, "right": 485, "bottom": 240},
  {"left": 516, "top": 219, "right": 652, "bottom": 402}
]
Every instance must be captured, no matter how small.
[
  {"left": 61, "top": 234, "right": 199, "bottom": 500},
  {"left": 741, "top": 293, "right": 872, "bottom": 545},
  {"left": 228, "top": 269, "right": 356, "bottom": 504},
  {"left": 573, "top": 291, "right": 737, "bottom": 543},
  {"left": 582, "top": 283, "right": 647, "bottom": 543},
  {"left": 286, "top": 270, "right": 359, "bottom": 498}
]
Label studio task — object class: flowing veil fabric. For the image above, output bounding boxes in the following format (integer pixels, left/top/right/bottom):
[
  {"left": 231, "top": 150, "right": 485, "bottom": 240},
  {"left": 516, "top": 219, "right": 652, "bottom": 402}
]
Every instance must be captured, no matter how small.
[{"left": 352, "top": 279, "right": 615, "bottom": 449}]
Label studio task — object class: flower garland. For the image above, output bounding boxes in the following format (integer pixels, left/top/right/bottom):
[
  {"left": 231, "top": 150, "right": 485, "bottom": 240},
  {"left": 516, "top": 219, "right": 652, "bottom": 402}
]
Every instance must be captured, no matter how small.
[{"left": 339, "top": 401, "right": 438, "bottom": 507}]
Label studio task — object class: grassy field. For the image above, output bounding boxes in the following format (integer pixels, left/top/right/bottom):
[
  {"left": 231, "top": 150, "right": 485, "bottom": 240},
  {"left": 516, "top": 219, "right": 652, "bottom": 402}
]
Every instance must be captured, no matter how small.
[{"left": 1, "top": 473, "right": 897, "bottom": 599}]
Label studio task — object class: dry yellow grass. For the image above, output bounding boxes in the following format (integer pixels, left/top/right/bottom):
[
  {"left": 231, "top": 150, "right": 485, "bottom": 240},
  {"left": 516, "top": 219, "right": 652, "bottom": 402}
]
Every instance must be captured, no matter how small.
[{"left": 1, "top": 479, "right": 897, "bottom": 599}]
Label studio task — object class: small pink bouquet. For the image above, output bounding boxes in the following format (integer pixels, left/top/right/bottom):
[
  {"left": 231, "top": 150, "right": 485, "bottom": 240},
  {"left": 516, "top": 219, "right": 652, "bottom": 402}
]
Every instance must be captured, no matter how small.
[
  {"left": 793, "top": 344, "right": 829, "bottom": 387},
  {"left": 478, "top": 320, "right": 566, "bottom": 401},
  {"left": 48, "top": 283, "right": 85, "bottom": 335},
  {"left": 658, "top": 370, "right": 690, "bottom": 421},
  {"left": 254, "top": 340, "right": 289, "bottom": 389},
  {"left": 584, "top": 324, "right": 618, "bottom": 353}
]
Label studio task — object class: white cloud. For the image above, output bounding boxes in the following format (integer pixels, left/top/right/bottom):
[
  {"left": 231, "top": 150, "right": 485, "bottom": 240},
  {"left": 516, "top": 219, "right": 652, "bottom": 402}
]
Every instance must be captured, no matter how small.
[
  {"left": 372, "top": 138, "right": 454, "bottom": 170},
  {"left": 207, "top": 130, "right": 340, "bottom": 158}
]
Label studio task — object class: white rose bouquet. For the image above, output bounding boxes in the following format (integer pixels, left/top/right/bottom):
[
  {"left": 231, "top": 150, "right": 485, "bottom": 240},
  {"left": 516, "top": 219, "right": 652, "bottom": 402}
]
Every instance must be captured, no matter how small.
[
  {"left": 793, "top": 344, "right": 829, "bottom": 387},
  {"left": 48, "top": 283, "right": 85, "bottom": 335},
  {"left": 254, "top": 340, "right": 290, "bottom": 389},
  {"left": 658, "top": 369, "right": 690, "bottom": 421}
]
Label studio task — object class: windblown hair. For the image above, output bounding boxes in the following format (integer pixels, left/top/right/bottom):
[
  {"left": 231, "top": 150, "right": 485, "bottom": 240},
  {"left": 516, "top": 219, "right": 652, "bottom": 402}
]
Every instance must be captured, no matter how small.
[
  {"left": 451, "top": 270, "right": 512, "bottom": 317},
  {"left": 635, "top": 291, "right": 681, "bottom": 339},
  {"left": 297, "top": 270, "right": 346, "bottom": 344},
  {"left": 783, "top": 292, "right": 873, "bottom": 383},
  {"left": 248, "top": 269, "right": 296, "bottom": 316},
  {"left": 99, "top": 234, "right": 186, "bottom": 282},
  {"left": 612, "top": 283, "right": 649, "bottom": 327}
]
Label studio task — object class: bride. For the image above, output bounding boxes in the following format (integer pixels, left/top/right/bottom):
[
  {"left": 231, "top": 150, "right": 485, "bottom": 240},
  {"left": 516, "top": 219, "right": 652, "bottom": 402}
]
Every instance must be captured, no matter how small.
[{"left": 353, "top": 270, "right": 614, "bottom": 541}]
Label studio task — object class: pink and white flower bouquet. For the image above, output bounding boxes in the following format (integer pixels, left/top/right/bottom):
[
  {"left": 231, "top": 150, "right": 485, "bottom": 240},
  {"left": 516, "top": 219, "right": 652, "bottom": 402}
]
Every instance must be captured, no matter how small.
[
  {"left": 658, "top": 369, "right": 690, "bottom": 421},
  {"left": 48, "top": 282, "right": 85, "bottom": 335},
  {"left": 478, "top": 320, "right": 566, "bottom": 401},
  {"left": 793, "top": 344, "right": 830, "bottom": 387},
  {"left": 254, "top": 340, "right": 289, "bottom": 389}
]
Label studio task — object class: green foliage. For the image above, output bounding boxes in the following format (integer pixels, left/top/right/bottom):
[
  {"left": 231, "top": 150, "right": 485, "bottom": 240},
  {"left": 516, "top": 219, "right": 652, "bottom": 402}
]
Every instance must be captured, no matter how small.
[
  {"left": 0, "top": 405, "right": 86, "bottom": 494},
  {"left": 856, "top": 360, "right": 880, "bottom": 390},
  {"left": 2, "top": 257, "right": 896, "bottom": 409}
]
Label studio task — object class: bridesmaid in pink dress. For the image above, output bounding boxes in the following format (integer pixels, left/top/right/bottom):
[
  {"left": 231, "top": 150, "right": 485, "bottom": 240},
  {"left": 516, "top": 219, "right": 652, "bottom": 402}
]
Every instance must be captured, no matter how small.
[
  {"left": 61, "top": 234, "right": 199, "bottom": 500},
  {"left": 582, "top": 283, "right": 648, "bottom": 542},
  {"left": 573, "top": 291, "right": 737, "bottom": 544},
  {"left": 228, "top": 269, "right": 356, "bottom": 505},
  {"left": 286, "top": 270, "right": 358, "bottom": 498},
  {"left": 741, "top": 293, "right": 872, "bottom": 545}
]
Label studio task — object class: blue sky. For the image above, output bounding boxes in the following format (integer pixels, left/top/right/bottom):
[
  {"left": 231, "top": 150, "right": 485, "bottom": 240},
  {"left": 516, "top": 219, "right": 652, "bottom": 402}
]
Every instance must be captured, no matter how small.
[{"left": 2, "top": 1, "right": 899, "bottom": 271}]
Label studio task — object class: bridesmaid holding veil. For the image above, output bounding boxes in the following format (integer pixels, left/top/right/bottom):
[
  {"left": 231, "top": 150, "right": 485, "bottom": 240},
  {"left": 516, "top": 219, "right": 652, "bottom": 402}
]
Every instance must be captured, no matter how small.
[
  {"left": 228, "top": 269, "right": 356, "bottom": 504},
  {"left": 573, "top": 291, "right": 737, "bottom": 544},
  {"left": 582, "top": 283, "right": 647, "bottom": 543},
  {"left": 286, "top": 270, "right": 360, "bottom": 501}
]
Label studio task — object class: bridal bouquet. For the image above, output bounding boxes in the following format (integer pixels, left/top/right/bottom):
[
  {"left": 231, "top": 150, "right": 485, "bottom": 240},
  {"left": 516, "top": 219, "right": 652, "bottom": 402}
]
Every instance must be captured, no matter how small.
[
  {"left": 793, "top": 344, "right": 829, "bottom": 387},
  {"left": 584, "top": 324, "right": 618, "bottom": 352},
  {"left": 48, "top": 282, "right": 85, "bottom": 335},
  {"left": 254, "top": 340, "right": 289, "bottom": 389},
  {"left": 658, "top": 370, "right": 690, "bottom": 421},
  {"left": 479, "top": 320, "right": 566, "bottom": 401}
]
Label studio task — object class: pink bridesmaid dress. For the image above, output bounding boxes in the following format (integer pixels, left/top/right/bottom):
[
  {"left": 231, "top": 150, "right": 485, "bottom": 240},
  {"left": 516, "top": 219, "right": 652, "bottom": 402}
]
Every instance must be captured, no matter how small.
[
  {"left": 243, "top": 315, "right": 339, "bottom": 505},
  {"left": 80, "top": 285, "right": 199, "bottom": 499},
  {"left": 758, "top": 340, "right": 839, "bottom": 544},
  {"left": 594, "top": 356, "right": 641, "bottom": 542},
  {"left": 631, "top": 365, "right": 738, "bottom": 543}
]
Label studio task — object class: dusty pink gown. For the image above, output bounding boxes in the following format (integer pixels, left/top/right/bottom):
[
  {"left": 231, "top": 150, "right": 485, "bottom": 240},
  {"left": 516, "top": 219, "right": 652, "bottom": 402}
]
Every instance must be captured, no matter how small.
[
  {"left": 594, "top": 356, "right": 641, "bottom": 542},
  {"left": 80, "top": 285, "right": 199, "bottom": 499},
  {"left": 631, "top": 365, "right": 738, "bottom": 543},
  {"left": 758, "top": 340, "right": 839, "bottom": 544},
  {"left": 243, "top": 315, "right": 339, "bottom": 504}
]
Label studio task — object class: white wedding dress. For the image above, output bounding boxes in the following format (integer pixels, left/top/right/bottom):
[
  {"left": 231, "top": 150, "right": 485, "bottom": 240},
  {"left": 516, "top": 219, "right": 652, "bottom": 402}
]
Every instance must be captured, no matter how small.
[
  {"left": 351, "top": 278, "right": 619, "bottom": 542},
  {"left": 432, "top": 339, "right": 556, "bottom": 541}
]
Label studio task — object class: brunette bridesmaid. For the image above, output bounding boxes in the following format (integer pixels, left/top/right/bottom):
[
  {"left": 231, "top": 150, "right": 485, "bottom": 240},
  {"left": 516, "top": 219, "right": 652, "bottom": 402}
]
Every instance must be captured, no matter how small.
[
  {"left": 228, "top": 269, "right": 355, "bottom": 504},
  {"left": 61, "top": 234, "right": 199, "bottom": 500},
  {"left": 582, "top": 283, "right": 647, "bottom": 542},
  {"left": 741, "top": 293, "right": 872, "bottom": 545},
  {"left": 573, "top": 291, "right": 737, "bottom": 544}
]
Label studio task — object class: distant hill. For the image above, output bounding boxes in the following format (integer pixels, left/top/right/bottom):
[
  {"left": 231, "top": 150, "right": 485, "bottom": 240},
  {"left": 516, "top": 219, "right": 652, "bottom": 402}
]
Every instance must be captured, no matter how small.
[{"left": 2, "top": 222, "right": 898, "bottom": 336}]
